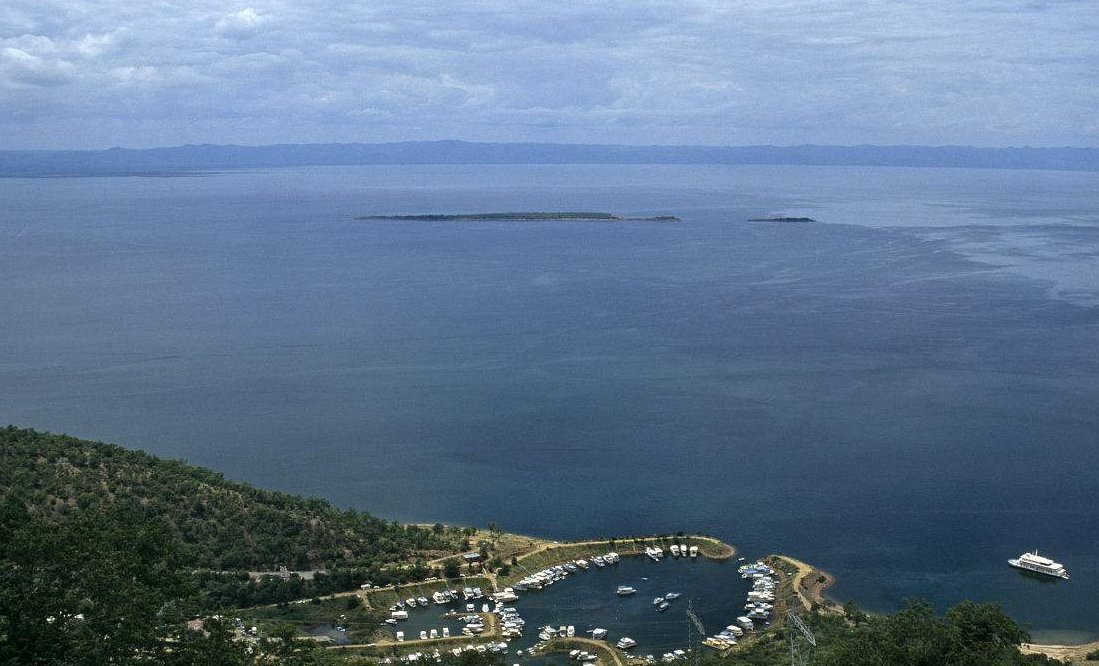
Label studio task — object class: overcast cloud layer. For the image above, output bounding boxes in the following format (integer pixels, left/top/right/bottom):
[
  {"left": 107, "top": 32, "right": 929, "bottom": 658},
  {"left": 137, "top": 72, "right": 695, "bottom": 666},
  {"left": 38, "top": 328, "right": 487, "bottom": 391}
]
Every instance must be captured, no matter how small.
[{"left": 1, "top": 0, "right": 1097, "bottom": 149}]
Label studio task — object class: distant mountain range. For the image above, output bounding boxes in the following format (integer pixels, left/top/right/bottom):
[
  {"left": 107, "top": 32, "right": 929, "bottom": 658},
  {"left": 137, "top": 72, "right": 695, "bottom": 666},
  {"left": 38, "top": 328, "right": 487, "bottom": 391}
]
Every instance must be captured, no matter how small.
[{"left": 2, "top": 140, "right": 1098, "bottom": 176}]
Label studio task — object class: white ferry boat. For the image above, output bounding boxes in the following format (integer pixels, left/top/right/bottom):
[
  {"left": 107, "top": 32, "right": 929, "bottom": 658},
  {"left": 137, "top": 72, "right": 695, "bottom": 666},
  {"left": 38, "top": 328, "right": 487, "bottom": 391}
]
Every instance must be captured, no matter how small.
[{"left": 1008, "top": 550, "right": 1070, "bottom": 579}]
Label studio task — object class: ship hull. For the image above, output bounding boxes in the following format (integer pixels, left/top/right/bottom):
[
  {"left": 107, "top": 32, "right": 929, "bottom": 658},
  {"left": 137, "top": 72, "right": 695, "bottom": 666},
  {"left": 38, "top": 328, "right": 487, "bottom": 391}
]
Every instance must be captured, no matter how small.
[{"left": 1008, "top": 559, "right": 1070, "bottom": 580}]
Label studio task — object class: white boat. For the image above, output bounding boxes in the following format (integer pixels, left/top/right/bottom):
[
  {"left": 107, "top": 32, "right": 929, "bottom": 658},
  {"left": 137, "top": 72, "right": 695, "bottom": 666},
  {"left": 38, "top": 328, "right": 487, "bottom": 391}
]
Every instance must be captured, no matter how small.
[
  {"left": 429, "top": 629, "right": 438, "bottom": 639},
  {"left": 442, "top": 628, "right": 450, "bottom": 638},
  {"left": 678, "top": 544, "right": 687, "bottom": 555},
  {"left": 591, "top": 628, "right": 608, "bottom": 640},
  {"left": 386, "top": 618, "right": 398, "bottom": 625},
  {"left": 391, "top": 610, "right": 409, "bottom": 620},
  {"left": 417, "top": 596, "right": 429, "bottom": 606},
  {"left": 689, "top": 546, "right": 699, "bottom": 558},
  {"left": 606, "top": 552, "right": 620, "bottom": 563},
  {"left": 396, "top": 631, "right": 405, "bottom": 641},
  {"left": 406, "top": 597, "right": 417, "bottom": 607},
  {"left": 567, "top": 625, "right": 575, "bottom": 637},
  {"left": 664, "top": 592, "right": 680, "bottom": 601},
  {"left": 616, "top": 585, "right": 637, "bottom": 596},
  {"left": 657, "top": 601, "right": 670, "bottom": 612},
  {"left": 736, "top": 617, "right": 754, "bottom": 631},
  {"left": 594, "top": 556, "right": 605, "bottom": 567},
  {"left": 670, "top": 545, "right": 680, "bottom": 557},
  {"left": 432, "top": 591, "right": 449, "bottom": 604},
  {"left": 419, "top": 631, "right": 428, "bottom": 640},
  {"left": 616, "top": 637, "right": 637, "bottom": 649},
  {"left": 1008, "top": 551, "right": 1070, "bottom": 579},
  {"left": 576, "top": 559, "right": 590, "bottom": 569}
]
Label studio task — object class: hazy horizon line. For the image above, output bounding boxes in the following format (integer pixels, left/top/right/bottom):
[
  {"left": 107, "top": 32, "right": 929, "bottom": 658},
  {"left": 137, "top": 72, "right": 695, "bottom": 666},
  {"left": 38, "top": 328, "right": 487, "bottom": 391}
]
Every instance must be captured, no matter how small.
[
  {"left": 6, "top": 139, "right": 1099, "bottom": 154},
  {"left": 3, "top": 140, "right": 1099, "bottom": 176}
]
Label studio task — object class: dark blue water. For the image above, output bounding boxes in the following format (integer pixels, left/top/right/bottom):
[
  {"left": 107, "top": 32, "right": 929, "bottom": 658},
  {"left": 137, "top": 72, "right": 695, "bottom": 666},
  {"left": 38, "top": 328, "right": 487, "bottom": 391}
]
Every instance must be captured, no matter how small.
[{"left": 2, "top": 164, "right": 1097, "bottom": 642}]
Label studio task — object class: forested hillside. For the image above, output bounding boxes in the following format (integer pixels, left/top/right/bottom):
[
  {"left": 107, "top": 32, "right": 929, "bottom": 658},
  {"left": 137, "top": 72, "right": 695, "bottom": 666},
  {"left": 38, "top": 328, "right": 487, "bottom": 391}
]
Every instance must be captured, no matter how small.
[{"left": 0, "top": 426, "right": 464, "bottom": 570}]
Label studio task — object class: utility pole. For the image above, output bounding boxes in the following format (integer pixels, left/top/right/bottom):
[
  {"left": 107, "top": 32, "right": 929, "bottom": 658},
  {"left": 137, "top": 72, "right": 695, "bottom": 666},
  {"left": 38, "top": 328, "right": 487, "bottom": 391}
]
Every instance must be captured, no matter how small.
[
  {"left": 786, "top": 609, "right": 816, "bottom": 666},
  {"left": 686, "top": 599, "right": 705, "bottom": 666}
]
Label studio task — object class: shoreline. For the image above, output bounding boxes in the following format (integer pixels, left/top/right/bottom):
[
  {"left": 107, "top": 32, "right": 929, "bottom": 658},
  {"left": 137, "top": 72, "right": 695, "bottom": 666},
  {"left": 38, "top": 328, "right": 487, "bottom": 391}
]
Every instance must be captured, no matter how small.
[{"left": 242, "top": 527, "right": 1096, "bottom": 660}]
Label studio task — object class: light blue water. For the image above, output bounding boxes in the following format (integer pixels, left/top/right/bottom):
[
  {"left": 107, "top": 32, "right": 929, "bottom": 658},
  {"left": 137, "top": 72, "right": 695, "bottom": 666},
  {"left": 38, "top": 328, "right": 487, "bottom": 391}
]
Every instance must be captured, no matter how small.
[{"left": 1, "top": 164, "right": 1097, "bottom": 642}]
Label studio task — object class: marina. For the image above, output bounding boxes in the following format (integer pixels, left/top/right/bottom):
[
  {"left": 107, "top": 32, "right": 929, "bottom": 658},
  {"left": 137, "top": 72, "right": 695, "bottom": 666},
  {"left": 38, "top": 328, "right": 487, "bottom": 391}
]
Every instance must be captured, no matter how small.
[{"left": 374, "top": 542, "right": 761, "bottom": 662}]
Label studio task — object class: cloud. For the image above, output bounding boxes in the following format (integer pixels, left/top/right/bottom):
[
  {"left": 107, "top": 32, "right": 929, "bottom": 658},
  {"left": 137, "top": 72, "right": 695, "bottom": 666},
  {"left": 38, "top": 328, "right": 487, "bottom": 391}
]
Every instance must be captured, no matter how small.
[
  {"left": 0, "top": 0, "right": 1097, "bottom": 148},
  {"left": 215, "top": 8, "right": 265, "bottom": 39},
  {"left": 0, "top": 46, "right": 74, "bottom": 88}
]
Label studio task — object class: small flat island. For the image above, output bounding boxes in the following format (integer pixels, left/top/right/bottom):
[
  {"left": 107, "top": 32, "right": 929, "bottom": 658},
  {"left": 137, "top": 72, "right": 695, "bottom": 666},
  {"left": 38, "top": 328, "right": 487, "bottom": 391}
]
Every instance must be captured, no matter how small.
[
  {"left": 747, "top": 216, "right": 816, "bottom": 223},
  {"left": 356, "top": 211, "right": 679, "bottom": 222}
]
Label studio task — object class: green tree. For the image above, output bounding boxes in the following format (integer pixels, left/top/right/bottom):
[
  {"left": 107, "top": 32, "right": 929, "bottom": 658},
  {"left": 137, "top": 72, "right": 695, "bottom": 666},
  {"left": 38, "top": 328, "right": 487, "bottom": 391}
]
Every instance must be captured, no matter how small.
[{"left": 0, "top": 499, "right": 189, "bottom": 664}]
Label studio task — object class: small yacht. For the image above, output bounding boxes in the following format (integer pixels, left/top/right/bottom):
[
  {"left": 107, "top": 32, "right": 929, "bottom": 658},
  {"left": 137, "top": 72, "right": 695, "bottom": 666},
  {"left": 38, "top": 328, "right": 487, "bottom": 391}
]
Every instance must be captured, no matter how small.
[
  {"left": 567, "top": 625, "right": 575, "bottom": 637},
  {"left": 616, "top": 637, "right": 637, "bottom": 649},
  {"left": 689, "top": 546, "right": 699, "bottom": 558},
  {"left": 432, "top": 591, "right": 449, "bottom": 604},
  {"left": 616, "top": 585, "right": 637, "bottom": 596},
  {"left": 417, "top": 596, "right": 429, "bottom": 606},
  {"left": 576, "top": 559, "right": 590, "bottom": 569},
  {"left": 1008, "top": 550, "right": 1070, "bottom": 579},
  {"left": 385, "top": 618, "right": 398, "bottom": 625},
  {"left": 657, "top": 601, "right": 670, "bottom": 612},
  {"left": 594, "top": 556, "right": 606, "bottom": 567},
  {"left": 664, "top": 592, "right": 681, "bottom": 601},
  {"left": 406, "top": 597, "right": 417, "bottom": 607},
  {"left": 652, "top": 597, "right": 665, "bottom": 605},
  {"left": 591, "top": 628, "right": 608, "bottom": 640},
  {"left": 670, "top": 545, "right": 680, "bottom": 557}
]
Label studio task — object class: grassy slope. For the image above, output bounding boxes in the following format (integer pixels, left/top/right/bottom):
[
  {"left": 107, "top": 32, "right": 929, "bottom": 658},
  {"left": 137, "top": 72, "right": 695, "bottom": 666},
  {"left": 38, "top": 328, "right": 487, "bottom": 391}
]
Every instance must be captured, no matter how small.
[{"left": 0, "top": 426, "right": 461, "bottom": 570}]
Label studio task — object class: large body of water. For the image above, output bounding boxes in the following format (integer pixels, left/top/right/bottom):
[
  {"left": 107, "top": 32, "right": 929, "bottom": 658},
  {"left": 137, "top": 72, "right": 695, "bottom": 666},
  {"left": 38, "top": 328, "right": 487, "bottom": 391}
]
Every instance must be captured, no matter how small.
[{"left": 2, "top": 164, "right": 1097, "bottom": 642}]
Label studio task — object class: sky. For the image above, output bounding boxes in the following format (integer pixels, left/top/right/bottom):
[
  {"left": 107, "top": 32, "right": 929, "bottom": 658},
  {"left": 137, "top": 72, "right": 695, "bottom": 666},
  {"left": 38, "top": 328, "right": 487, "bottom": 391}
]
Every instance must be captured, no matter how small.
[{"left": 1, "top": 0, "right": 1097, "bottom": 150}]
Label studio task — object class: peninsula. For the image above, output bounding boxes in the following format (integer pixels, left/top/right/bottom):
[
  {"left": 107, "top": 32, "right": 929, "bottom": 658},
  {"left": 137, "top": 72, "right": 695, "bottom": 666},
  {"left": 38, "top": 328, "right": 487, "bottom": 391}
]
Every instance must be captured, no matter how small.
[{"left": 355, "top": 212, "right": 679, "bottom": 222}]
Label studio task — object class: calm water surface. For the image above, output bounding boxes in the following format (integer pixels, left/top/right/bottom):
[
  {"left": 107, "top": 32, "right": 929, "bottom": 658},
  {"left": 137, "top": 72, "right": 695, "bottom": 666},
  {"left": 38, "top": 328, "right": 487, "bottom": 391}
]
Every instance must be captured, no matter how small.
[{"left": 1, "top": 165, "right": 1097, "bottom": 642}]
